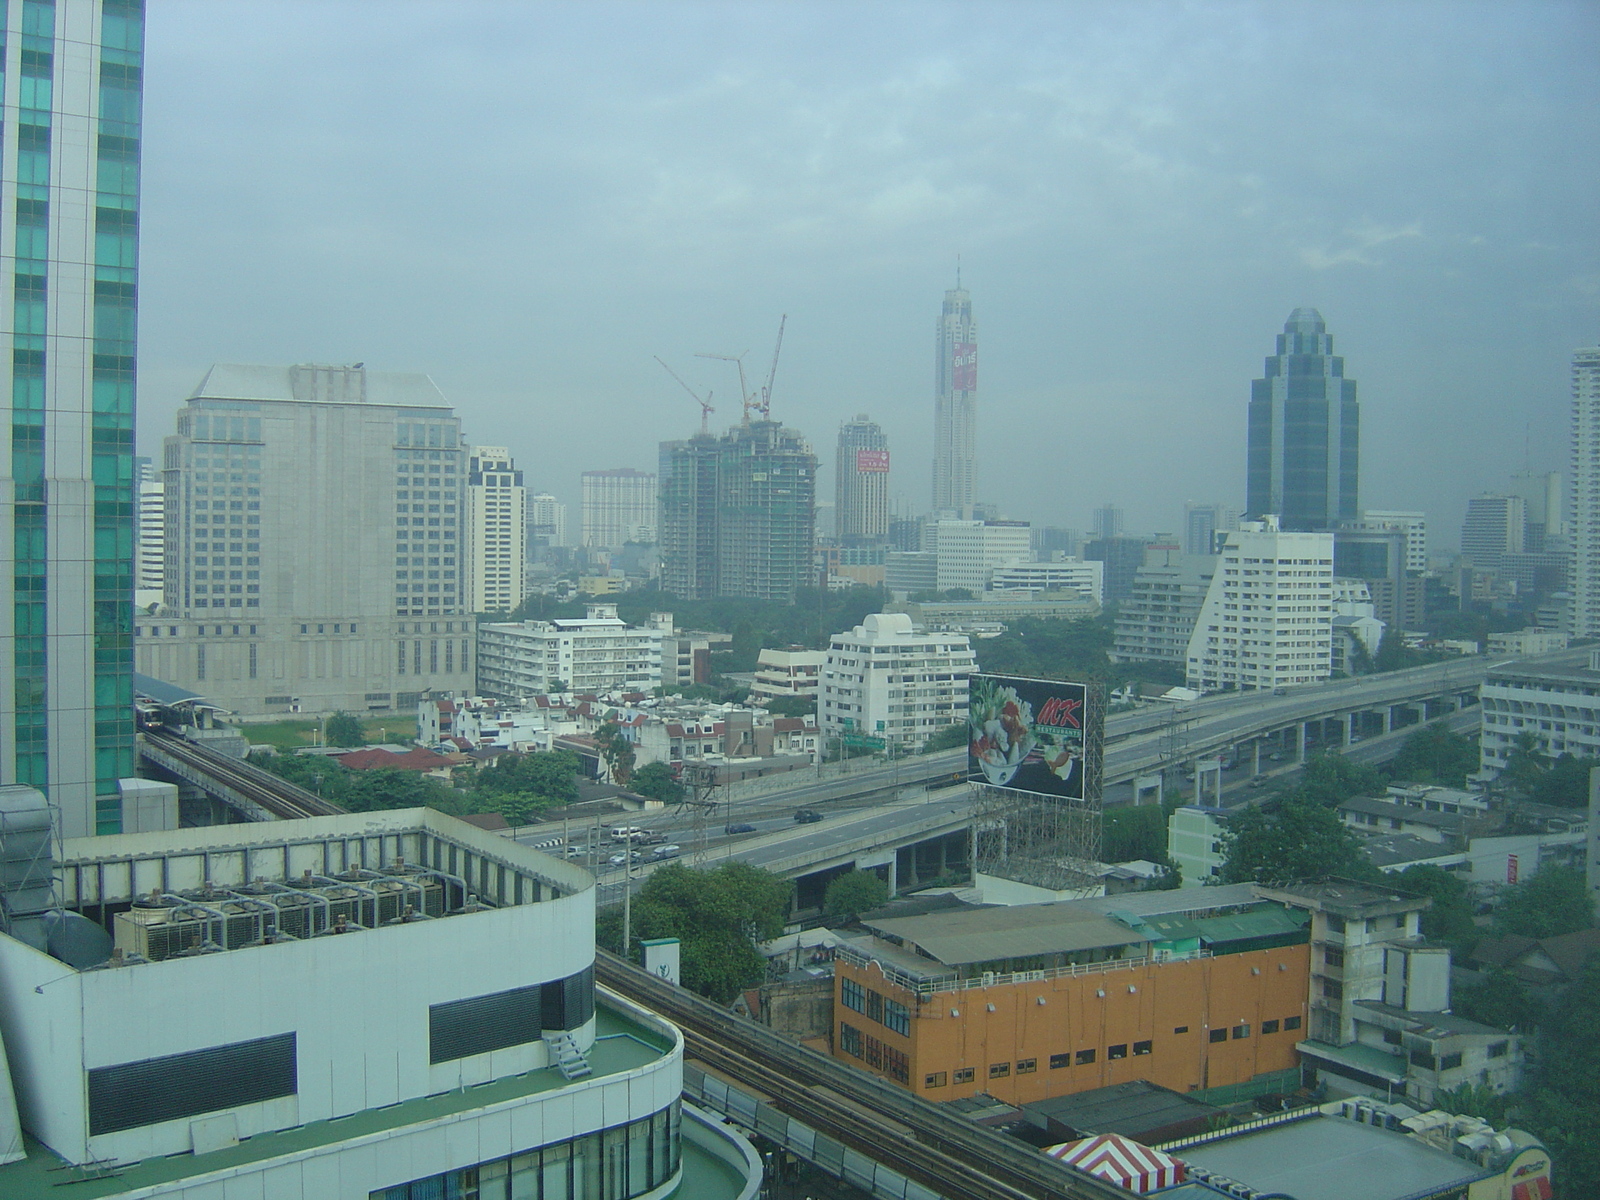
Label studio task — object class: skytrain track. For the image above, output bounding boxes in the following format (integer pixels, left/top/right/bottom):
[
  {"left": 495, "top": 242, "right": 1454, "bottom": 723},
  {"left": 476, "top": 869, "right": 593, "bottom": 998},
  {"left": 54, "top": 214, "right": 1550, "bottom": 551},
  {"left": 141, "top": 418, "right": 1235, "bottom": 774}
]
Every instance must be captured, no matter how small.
[
  {"left": 597, "top": 950, "right": 1128, "bottom": 1200},
  {"left": 141, "top": 730, "right": 346, "bottom": 821}
]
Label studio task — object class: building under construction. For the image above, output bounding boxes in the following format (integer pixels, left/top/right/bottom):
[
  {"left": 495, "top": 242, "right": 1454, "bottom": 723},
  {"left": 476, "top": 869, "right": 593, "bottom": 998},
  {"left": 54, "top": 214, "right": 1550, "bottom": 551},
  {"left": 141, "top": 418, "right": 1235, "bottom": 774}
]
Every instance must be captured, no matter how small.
[{"left": 658, "top": 418, "right": 817, "bottom": 602}]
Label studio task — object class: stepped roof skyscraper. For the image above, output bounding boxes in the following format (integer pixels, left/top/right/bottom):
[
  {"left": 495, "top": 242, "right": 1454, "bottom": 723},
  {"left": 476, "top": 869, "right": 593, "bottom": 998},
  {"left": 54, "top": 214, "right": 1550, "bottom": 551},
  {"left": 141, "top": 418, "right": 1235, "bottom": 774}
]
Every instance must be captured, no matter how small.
[
  {"left": 932, "top": 277, "right": 977, "bottom": 518},
  {"left": 1246, "top": 308, "right": 1359, "bottom": 531},
  {"left": 835, "top": 414, "right": 889, "bottom": 546},
  {"left": 3, "top": 0, "right": 144, "bottom": 836}
]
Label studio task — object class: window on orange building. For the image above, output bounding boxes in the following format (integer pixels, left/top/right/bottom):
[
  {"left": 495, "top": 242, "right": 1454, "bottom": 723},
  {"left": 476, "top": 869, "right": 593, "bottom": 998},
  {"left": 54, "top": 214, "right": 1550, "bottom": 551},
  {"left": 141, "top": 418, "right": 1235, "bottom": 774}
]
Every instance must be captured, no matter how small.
[
  {"left": 1232, "top": 1024, "right": 1250, "bottom": 1039},
  {"left": 1016, "top": 1058, "right": 1036, "bottom": 1074},
  {"left": 1133, "top": 1041, "right": 1152, "bottom": 1056},
  {"left": 1107, "top": 1044, "right": 1128, "bottom": 1060},
  {"left": 1261, "top": 1020, "right": 1280, "bottom": 1034},
  {"left": 1174, "top": 1026, "right": 1190, "bottom": 1035},
  {"left": 924, "top": 1072, "right": 947, "bottom": 1088},
  {"left": 1284, "top": 1015, "right": 1302, "bottom": 1031},
  {"left": 953, "top": 1067, "right": 975, "bottom": 1084},
  {"left": 1208, "top": 1028, "right": 1227, "bottom": 1044},
  {"left": 989, "top": 1062, "right": 1010, "bottom": 1078},
  {"left": 1049, "top": 1053, "right": 1070, "bottom": 1069},
  {"left": 1076, "top": 1049, "right": 1096, "bottom": 1065}
]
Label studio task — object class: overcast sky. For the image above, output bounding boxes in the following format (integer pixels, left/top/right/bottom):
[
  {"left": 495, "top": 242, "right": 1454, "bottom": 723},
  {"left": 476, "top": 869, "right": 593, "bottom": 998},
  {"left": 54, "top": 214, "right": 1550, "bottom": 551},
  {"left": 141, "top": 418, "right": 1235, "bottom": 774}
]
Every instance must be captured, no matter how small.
[{"left": 139, "top": 1, "right": 1600, "bottom": 550}]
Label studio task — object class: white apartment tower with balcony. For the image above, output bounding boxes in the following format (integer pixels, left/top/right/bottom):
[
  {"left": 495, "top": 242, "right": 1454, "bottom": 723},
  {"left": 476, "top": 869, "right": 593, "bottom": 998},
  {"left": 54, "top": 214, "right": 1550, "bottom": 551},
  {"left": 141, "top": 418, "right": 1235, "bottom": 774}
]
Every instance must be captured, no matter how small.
[
  {"left": 1185, "top": 519, "right": 1335, "bottom": 693},
  {"left": 477, "top": 604, "right": 662, "bottom": 698},
  {"left": 581, "top": 468, "right": 657, "bottom": 548},
  {"left": 465, "top": 445, "right": 527, "bottom": 614},
  {"left": 820, "top": 613, "right": 976, "bottom": 751},
  {"left": 1570, "top": 345, "right": 1600, "bottom": 637}
]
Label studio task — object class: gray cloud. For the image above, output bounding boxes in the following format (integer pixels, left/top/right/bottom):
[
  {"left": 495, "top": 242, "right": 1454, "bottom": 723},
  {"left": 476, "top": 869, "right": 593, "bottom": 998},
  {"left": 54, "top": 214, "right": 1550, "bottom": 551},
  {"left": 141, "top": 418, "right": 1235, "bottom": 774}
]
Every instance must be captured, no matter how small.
[{"left": 139, "top": 0, "right": 1600, "bottom": 546}]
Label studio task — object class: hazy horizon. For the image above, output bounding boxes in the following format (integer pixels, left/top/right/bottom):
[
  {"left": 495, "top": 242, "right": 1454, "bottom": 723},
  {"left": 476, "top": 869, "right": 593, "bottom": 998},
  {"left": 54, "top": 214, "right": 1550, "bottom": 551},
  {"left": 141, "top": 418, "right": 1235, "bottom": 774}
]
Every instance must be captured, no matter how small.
[{"left": 138, "top": 1, "right": 1599, "bottom": 552}]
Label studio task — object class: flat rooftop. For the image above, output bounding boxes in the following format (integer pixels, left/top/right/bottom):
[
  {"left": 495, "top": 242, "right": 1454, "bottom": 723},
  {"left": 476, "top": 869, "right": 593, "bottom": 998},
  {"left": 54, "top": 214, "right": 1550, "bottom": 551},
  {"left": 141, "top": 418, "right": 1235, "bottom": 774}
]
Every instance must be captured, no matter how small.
[
  {"left": 862, "top": 902, "right": 1153, "bottom": 967},
  {"left": 1254, "top": 879, "right": 1428, "bottom": 919},
  {"left": 0, "top": 999, "right": 671, "bottom": 1200},
  {"left": 1177, "top": 1114, "right": 1490, "bottom": 1200}
]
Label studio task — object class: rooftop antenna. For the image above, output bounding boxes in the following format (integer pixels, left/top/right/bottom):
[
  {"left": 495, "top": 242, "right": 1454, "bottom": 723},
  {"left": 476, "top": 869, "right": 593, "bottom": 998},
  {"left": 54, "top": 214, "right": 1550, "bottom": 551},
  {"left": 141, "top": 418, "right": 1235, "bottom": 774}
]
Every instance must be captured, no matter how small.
[
  {"left": 956, "top": 253, "right": 962, "bottom": 289},
  {"left": 654, "top": 356, "right": 714, "bottom": 435}
]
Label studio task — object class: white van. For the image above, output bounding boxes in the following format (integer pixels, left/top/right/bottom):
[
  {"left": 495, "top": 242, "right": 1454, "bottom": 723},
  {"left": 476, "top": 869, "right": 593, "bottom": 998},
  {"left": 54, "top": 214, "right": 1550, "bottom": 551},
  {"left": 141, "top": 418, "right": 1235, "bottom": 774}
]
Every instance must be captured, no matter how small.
[{"left": 609, "top": 826, "right": 645, "bottom": 842}]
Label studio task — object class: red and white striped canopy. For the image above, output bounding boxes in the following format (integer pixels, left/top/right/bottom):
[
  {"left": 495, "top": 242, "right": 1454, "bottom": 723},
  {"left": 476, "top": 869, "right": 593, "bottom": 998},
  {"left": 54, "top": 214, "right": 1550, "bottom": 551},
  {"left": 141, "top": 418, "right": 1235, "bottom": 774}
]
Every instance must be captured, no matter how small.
[{"left": 1045, "top": 1133, "right": 1185, "bottom": 1194}]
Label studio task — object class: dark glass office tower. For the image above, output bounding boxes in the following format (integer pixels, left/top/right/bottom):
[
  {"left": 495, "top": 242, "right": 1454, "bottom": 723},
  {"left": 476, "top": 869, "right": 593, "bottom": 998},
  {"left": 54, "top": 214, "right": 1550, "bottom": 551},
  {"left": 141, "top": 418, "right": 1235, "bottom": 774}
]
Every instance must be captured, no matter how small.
[{"left": 1245, "top": 308, "right": 1359, "bottom": 531}]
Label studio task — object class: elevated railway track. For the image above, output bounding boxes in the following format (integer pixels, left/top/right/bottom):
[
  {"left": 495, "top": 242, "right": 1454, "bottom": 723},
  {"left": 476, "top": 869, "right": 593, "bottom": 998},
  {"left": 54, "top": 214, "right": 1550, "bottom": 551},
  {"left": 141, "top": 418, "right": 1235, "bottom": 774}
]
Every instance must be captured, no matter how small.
[
  {"left": 140, "top": 730, "right": 345, "bottom": 822},
  {"left": 597, "top": 950, "right": 1127, "bottom": 1200}
]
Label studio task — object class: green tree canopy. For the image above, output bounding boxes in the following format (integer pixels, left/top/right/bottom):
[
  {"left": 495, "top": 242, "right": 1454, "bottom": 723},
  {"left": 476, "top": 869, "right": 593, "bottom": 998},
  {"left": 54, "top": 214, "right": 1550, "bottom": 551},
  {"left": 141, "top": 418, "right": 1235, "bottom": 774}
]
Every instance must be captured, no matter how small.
[
  {"left": 593, "top": 722, "right": 636, "bottom": 786},
  {"left": 474, "top": 750, "right": 580, "bottom": 811},
  {"left": 1526, "top": 754, "right": 1600, "bottom": 808},
  {"left": 1493, "top": 865, "right": 1595, "bottom": 940},
  {"left": 598, "top": 861, "right": 789, "bottom": 1002},
  {"left": 324, "top": 712, "right": 366, "bottom": 748},
  {"left": 629, "top": 761, "right": 684, "bottom": 804},
  {"left": 823, "top": 870, "right": 890, "bottom": 926},
  {"left": 1452, "top": 969, "right": 1542, "bottom": 1032},
  {"left": 921, "top": 723, "right": 968, "bottom": 754},
  {"left": 1388, "top": 722, "right": 1480, "bottom": 788},
  {"left": 1395, "top": 864, "right": 1478, "bottom": 956},
  {"left": 1299, "top": 750, "right": 1385, "bottom": 806},
  {"left": 1103, "top": 804, "right": 1169, "bottom": 864},
  {"left": 761, "top": 695, "right": 817, "bottom": 719},
  {"left": 1219, "top": 796, "right": 1375, "bottom": 886},
  {"left": 1519, "top": 957, "right": 1600, "bottom": 1196}
]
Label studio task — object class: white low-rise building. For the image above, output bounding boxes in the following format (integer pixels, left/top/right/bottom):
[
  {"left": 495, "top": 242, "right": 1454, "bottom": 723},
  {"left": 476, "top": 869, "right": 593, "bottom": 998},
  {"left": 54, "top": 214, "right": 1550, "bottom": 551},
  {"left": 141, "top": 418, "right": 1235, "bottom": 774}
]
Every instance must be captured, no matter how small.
[
  {"left": 478, "top": 603, "right": 662, "bottom": 698},
  {"left": 820, "top": 613, "right": 976, "bottom": 751},
  {"left": 0, "top": 793, "right": 714, "bottom": 1199},
  {"left": 1480, "top": 646, "right": 1600, "bottom": 777},
  {"left": 987, "top": 557, "right": 1104, "bottom": 603},
  {"left": 1185, "top": 518, "right": 1335, "bottom": 694},
  {"left": 750, "top": 648, "right": 826, "bottom": 704}
]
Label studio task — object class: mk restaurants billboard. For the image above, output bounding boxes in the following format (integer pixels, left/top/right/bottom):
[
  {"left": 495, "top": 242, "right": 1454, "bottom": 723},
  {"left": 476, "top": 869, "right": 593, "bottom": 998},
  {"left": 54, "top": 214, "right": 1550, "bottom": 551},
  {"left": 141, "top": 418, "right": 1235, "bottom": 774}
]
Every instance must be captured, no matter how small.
[{"left": 968, "top": 674, "right": 1087, "bottom": 800}]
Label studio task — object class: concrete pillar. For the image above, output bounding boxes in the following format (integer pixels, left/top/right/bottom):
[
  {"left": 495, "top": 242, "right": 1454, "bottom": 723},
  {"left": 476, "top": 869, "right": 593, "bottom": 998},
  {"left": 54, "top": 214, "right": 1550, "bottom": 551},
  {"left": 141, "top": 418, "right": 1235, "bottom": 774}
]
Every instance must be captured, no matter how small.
[
  {"left": 1343, "top": 713, "right": 1355, "bottom": 746},
  {"left": 1383, "top": 706, "right": 1393, "bottom": 734},
  {"left": 1252, "top": 739, "right": 1262, "bottom": 776},
  {"left": 1134, "top": 774, "right": 1164, "bottom": 807},
  {"left": 1297, "top": 722, "right": 1309, "bottom": 763}
]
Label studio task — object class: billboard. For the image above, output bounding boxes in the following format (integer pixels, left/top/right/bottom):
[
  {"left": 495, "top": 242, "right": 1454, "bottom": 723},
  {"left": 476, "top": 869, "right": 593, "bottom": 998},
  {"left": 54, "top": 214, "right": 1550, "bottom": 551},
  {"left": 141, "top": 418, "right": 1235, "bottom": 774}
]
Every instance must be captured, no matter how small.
[
  {"left": 953, "top": 342, "right": 978, "bottom": 391},
  {"left": 968, "top": 674, "right": 1087, "bottom": 800},
  {"left": 856, "top": 448, "right": 890, "bottom": 473}
]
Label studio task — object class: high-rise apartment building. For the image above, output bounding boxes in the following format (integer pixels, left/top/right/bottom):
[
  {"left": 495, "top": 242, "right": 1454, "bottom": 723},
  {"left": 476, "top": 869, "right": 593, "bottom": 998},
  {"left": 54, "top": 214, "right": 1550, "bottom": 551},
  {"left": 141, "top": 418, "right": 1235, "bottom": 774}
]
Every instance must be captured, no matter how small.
[
  {"left": 932, "top": 280, "right": 977, "bottom": 517},
  {"left": 1112, "top": 550, "right": 1218, "bottom": 666},
  {"left": 1185, "top": 519, "right": 1336, "bottom": 693},
  {"left": 1083, "top": 534, "right": 1152, "bottom": 604},
  {"left": 1334, "top": 526, "right": 1426, "bottom": 634},
  {"left": 134, "top": 456, "right": 164, "bottom": 593},
  {"left": 927, "top": 518, "right": 1031, "bottom": 594},
  {"left": 464, "top": 445, "right": 526, "bottom": 614},
  {"left": 1572, "top": 347, "right": 1600, "bottom": 637},
  {"left": 133, "top": 364, "right": 474, "bottom": 715},
  {"left": 658, "top": 419, "right": 816, "bottom": 601},
  {"left": 835, "top": 414, "right": 889, "bottom": 545},
  {"left": 1, "top": 0, "right": 143, "bottom": 836},
  {"left": 1246, "top": 308, "right": 1359, "bottom": 531},
  {"left": 820, "top": 613, "right": 975, "bottom": 751},
  {"left": 1092, "top": 504, "right": 1124, "bottom": 540},
  {"left": 1460, "top": 494, "right": 1526, "bottom": 573},
  {"left": 526, "top": 491, "right": 567, "bottom": 550},
  {"left": 1510, "top": 470, "right": 1562, "bottom": 551},
  {"left": 1356, "top": 510, "right": 1428, "bottom": 575},
  {"left": 1183, "top": 501, "right": 1238, "bottom": 556},
  {"left": 580, "top": 467, "right": 656, "bottom": 548}
]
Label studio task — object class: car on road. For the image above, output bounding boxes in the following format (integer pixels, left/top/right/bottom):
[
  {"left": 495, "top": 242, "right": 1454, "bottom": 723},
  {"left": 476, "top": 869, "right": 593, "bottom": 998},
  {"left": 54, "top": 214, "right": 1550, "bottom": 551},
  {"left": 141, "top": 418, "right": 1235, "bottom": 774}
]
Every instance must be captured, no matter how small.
[
  {"left": 564, "top": 846, "right": 588, "bottom": 859},
  {"left": 1249, "top": 776, "right": 1269, "bottom": 788},
  {"left": 724, "top": 822, "right": 756, "bottom": 834},
  {"left": 793, "top": 808, "right": 824, "bottom": 824},
  {"left": 606, "top": 852, "right": 629, "bottom": 866},
  {"left": 649, "top": 844, "right": 682, "bottom": 860}
]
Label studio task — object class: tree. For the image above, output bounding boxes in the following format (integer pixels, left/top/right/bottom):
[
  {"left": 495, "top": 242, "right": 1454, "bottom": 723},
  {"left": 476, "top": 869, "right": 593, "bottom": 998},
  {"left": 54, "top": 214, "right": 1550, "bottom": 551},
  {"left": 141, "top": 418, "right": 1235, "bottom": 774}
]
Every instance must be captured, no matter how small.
[
  {"left": 629, "top": 761, "right": 684, "bottom": 804},
  {"left": 921, "top": 723, "right": 968, "bottom": 754},
  {"left": 1102, "top": 804, "right": 1169, "bottom": 864},
  {"left": 325, "top": 711, "right": 366, "bottom": 748},
  {"left": 1299, "top": 750, "right": 1384, "bottom": 806},
  {"left": 1527, "top": 754, "right": 1600, "bottom": 808},
  {"left": 1388, "top": 721, "right": 1480, "bottom": 788},
  {"left": 1452, "top": 969, "right": 1542, "bottom": 1032},
  {"left": 1430, "top": 1080, "right": 1510, "bottom": 1127},
  {"left": 1519, "top": 957, "right": 1600, "bottom": 1197},
  {"left": 1395, "top": 864, "right": 1478, "bottom": 956},
  {"left": 1219, "top": 797, "right": 1375, "bottom": 886},
  {"left": 593, "top": 721, "right": 636, "bottom": 786},
  {"left": 823, "top": 870, "right": 890, "bottom": 926},
  {"left": 1494, "top": 865, "right": 1594, "bottom": 940},
  {"left": 597, "top": 861, "right": 789, "bottom": 1002},
  {"left": 1496, "top": 731, "right": 1549, "bottom": 798},
  {"left": 761, "top": 696, "right": 816, "bottom": 719},
  {"left": 474, "top": 750, "right": 580, "bottom": 811}
]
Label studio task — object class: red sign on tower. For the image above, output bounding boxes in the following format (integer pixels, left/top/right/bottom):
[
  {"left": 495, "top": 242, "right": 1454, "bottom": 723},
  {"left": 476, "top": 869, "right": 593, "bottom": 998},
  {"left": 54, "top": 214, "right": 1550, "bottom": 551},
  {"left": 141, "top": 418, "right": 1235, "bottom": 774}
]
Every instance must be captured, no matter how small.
[
  {"left": 855, "top": 449, "right": 890, "bottom": 473},
  {"left": 953, "top": 342, "right": 977, "bottom": 391}
]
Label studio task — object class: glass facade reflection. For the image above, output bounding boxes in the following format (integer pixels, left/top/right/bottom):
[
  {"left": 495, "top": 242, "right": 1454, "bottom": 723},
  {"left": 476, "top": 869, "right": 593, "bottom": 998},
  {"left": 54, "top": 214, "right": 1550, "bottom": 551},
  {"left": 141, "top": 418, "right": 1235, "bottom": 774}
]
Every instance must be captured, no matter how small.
[{"left": 374, "top": 1101, "right": 681, "bottom": 1200}]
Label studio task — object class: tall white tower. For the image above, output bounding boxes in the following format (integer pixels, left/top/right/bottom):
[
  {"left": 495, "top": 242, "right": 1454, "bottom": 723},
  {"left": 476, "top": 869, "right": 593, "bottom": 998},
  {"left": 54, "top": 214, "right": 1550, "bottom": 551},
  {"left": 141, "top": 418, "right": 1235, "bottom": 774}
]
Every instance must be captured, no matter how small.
[
  {"left": 932, "top": 278, "right": 977, "bottom": 518},
  {"left": 465, "top": 446, "right": 527, "bottom": 614},
  {"left": 1571, "top": 346, "right": 1600, "bottom": 637}
]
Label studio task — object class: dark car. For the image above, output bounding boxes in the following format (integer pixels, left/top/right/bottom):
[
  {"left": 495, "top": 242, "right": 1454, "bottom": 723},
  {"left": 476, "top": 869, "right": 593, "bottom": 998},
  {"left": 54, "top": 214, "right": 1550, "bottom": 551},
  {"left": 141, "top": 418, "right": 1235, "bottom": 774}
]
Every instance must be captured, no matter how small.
[
  {"left": 724, "top": 822, "right": 756, "bottom": 834},
  {"left": 793, "top": 808, "right": 824, "bottom": 824}
]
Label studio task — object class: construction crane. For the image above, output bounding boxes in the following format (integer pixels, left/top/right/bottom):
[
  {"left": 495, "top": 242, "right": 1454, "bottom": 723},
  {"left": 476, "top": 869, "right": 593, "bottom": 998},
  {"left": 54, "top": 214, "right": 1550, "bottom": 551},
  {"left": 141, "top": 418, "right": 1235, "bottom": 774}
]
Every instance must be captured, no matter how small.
[
  {"left": 654, "top": 356, "right": 714, "bottom": 434},
  {"left": 697, "top": 314, "right": 787, "bottom": 423}
]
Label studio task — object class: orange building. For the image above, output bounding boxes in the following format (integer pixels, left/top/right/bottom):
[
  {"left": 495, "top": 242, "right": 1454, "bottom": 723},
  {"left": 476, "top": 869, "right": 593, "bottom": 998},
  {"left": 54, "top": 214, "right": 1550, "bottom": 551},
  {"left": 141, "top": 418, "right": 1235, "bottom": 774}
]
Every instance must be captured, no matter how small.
[{"left": 831, "top": 893, "right": 1311, "bottom": 1106}]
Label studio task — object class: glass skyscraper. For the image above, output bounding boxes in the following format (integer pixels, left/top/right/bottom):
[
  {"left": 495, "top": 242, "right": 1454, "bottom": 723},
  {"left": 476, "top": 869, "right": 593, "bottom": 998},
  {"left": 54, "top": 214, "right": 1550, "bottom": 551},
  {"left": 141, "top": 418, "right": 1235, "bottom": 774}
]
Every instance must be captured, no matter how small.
[
  {"left": 1245, "top": 308, "right": 1359, "bottom": 532},
  {"left": 2, "top": 0, "right": 142, "bottom": 837}
]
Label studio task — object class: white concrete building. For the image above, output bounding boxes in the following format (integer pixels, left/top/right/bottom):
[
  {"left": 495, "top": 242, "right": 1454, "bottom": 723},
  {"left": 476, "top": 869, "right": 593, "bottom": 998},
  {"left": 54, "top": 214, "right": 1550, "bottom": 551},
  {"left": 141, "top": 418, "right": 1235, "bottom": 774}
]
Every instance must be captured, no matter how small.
[
  {"left": 420, "top": 695, "right": 563, "bottom": 752},
  {"left": 528, "top": 491, "right": 568, "bottom": 549},
  {"left": 987, "top": 557, "right": 1103, "bottom": 603},
  {"left": 928, "top": 519, "right": 1032, "bottom": 594},
  {"left": 1571, "top": 346, "right": 1600, "bottom": 637},
  {"left": 134, "top": 364, "right": 476, "bottom": 717},
  {"left": 478, "top": 604, "right": 662, "bottom": 698},
  {"left": 820, "top": 613, "right": 976, "bottom": 750},
  {"left": 751, "top": 648, "right": 826, "bottom": 704},
  {"left": 464, "top": 445, "right": 527, "bottom": 614},
  {"left": 1479, "top": 646, "right": 1600, "bottom": 777},
  {"left": 0, "top": 798, "right": 720, "bottom": 1199},
  {"left": 1167, "top": 805, "right": 1228, "bottom": 886},
  {"left": 1185, "top": 519, "right": 1335, "bottom": 694},
  {"left": 581, "top": 468, "right": 657, "bottom": 548},
  {"left": 135, "top": 457, "right": 166, "bottom": 594},
  {"left": 1112, "top": 552, "right": 1218, "bottom": 665},
  {"left": 1356, "top": 510, "right": 1429, "bottom": 575}
]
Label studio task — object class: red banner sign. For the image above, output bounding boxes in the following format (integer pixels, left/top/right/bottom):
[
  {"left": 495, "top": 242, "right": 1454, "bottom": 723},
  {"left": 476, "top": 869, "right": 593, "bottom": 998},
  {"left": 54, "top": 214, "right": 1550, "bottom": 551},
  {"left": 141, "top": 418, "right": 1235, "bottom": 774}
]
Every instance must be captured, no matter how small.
[
  {"left": 1507, "top": 854, "right": 1519, "bottom": 885},
  {"left": 855, "top": 449, "right": 890, "bottom": 473},
  {"left": 953, "top": 342, "right": 977, "bottom": 391}
]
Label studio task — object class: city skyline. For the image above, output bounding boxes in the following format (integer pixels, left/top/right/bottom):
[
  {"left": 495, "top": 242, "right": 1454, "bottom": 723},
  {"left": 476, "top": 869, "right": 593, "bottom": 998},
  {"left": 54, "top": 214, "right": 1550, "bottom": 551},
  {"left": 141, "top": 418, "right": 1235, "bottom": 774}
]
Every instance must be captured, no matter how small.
[{"left": 130, "top": 2, "right": 1596, "bottom": 546}]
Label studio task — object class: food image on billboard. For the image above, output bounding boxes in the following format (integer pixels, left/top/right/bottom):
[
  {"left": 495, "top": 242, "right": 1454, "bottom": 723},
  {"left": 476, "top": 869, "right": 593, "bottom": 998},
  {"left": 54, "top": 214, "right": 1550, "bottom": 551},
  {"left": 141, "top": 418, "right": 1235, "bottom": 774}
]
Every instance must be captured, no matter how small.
[{"left": 968, "top": 674, "right": 1086, "bottom": 800}]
